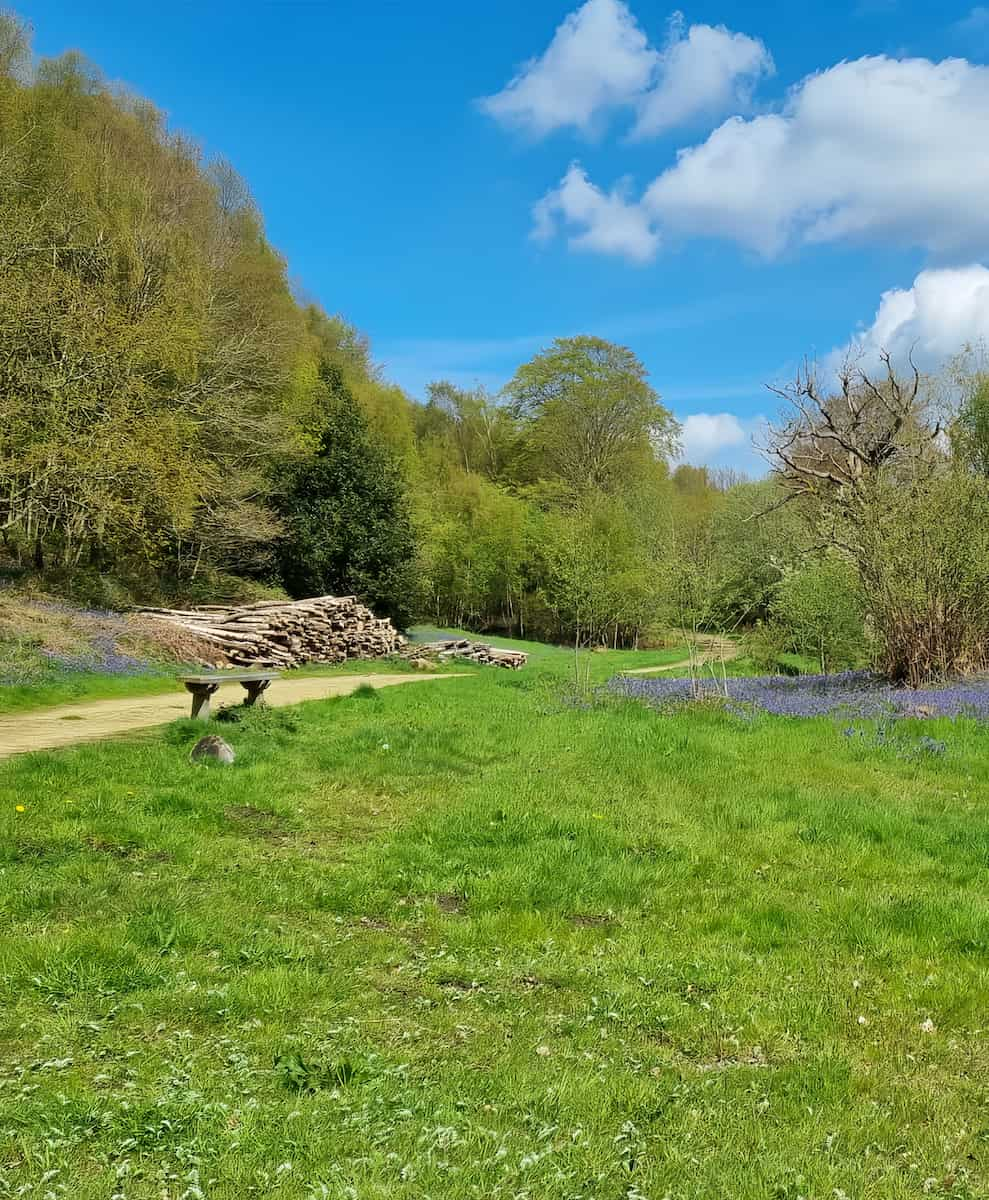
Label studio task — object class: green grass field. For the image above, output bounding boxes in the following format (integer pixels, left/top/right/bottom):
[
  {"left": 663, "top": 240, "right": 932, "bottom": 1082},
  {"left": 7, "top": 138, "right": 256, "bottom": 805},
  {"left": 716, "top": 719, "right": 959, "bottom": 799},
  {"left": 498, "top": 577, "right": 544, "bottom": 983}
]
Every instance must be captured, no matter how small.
[{"left": 1, "top": 642, "right": 987, "bottom": 1198}]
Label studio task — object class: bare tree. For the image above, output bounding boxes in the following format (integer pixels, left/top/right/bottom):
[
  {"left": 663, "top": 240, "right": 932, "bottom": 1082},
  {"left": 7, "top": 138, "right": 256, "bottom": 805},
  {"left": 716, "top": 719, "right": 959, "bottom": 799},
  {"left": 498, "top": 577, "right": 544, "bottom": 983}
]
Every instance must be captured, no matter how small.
[
  {"left": 764, "top": 351, "right": 940, "bottom": 494},
  {"left": 760, "top": 351, "right": 989, "bottom": 686}
]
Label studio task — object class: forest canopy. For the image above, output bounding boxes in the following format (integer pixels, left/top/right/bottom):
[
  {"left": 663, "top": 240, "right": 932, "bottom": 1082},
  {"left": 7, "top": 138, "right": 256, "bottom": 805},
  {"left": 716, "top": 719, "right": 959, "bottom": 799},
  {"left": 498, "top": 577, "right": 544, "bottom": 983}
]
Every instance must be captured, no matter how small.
[{"left": 0, "top": 10, "right": 689, "bottom": 646}]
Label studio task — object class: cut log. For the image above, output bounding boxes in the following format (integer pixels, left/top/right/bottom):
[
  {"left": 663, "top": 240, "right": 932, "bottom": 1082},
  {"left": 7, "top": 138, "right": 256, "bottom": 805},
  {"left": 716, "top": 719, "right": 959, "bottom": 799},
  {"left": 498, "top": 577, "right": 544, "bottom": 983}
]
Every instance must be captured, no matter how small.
[
  {"left": 135, "top": 595, "right": 401, "bottom": 670},
  {"left": 399, "top": 639, "right": 527, "bottom": 670}
]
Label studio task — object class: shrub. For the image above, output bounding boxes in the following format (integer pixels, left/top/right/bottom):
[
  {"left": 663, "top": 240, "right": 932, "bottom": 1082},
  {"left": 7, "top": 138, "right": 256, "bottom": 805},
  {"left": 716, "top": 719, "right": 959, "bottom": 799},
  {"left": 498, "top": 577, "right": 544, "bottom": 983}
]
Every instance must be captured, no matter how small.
[
  {"left": 771, "top": 557, "right": 867, "bottom": 673},
  {"left": 855, "top": 473, "right": 989, "bottom": 684}
]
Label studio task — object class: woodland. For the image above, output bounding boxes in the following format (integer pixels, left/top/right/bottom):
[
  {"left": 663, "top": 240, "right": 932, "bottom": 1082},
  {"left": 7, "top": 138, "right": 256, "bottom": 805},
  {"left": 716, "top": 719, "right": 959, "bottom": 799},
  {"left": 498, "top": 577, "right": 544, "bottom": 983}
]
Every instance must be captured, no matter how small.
[{"left": 3, "top": 11, "right": 989, "bottom": 685}]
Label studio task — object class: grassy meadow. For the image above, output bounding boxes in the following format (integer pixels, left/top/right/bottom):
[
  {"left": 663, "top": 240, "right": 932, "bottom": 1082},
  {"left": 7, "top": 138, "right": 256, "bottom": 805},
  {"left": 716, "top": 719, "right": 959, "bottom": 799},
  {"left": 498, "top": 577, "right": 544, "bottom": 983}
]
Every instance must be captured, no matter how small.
[{"left": 1, "top": 643, "right": 988, "bottom": 1198}]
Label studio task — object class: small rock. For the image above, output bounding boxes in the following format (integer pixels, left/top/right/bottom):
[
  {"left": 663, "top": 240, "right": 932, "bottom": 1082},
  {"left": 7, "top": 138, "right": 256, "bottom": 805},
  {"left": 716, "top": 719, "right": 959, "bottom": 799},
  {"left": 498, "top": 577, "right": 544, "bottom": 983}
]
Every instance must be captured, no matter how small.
[
  {"left": 190, "top": 735, "right": 235, "bottom": 765},
  {"left": 920, "top": 1018, "right": 937, "bottom": 1034}
]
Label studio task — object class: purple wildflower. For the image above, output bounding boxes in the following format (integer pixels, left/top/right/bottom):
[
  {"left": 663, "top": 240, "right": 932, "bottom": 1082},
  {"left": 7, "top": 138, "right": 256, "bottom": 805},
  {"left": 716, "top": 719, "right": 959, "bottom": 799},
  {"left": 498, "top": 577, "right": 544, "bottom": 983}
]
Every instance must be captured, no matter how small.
[{"left": 610, "top": 669, "right": 989, "bottom": 720}]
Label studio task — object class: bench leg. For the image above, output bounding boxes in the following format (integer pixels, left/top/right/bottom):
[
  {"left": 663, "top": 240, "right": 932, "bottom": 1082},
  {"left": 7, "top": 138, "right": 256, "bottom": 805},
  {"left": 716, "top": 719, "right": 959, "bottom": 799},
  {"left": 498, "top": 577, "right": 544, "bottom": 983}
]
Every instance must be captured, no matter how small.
[
  {"left": 187, "top": 683, "right": 220, "bottom": 720},
  {"left": 241, "top": 679, "right": 272, "bottom": 706}
]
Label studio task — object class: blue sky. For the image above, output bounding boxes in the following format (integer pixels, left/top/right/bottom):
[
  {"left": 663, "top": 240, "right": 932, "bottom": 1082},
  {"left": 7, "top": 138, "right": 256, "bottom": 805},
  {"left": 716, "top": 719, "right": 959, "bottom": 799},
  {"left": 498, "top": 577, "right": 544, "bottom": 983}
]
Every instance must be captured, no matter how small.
[{"left": 16, "top": 0, "right": 989, "bottom": 472}]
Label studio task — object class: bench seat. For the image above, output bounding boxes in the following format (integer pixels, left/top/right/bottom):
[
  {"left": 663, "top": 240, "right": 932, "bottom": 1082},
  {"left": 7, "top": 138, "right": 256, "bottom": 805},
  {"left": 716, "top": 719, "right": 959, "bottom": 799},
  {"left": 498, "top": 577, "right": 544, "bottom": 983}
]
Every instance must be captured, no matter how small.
[{"left": 177, "top": 671, "right": 282, "bottom": 720}]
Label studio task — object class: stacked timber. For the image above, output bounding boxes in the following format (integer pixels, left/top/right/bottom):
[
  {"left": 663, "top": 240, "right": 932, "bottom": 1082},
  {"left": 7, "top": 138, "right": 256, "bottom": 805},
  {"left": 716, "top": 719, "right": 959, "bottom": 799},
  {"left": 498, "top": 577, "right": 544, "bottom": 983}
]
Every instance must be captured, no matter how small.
[
  {"left": 401, "top": 638, "right": 527, "bottom": 670},
  {"left": 135, "top": 595, "right": 399, "bottom": 669}
]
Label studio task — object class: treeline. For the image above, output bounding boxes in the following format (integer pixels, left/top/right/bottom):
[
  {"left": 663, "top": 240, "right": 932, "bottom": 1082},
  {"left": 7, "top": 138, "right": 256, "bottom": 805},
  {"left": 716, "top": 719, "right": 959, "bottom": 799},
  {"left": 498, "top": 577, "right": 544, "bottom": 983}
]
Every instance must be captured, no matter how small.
[
  {"left": 0, "top": 13, "right": 419, "bottom": 615},
  {"left": 0, "top": 11, "right": 700, "bottom": 646}
]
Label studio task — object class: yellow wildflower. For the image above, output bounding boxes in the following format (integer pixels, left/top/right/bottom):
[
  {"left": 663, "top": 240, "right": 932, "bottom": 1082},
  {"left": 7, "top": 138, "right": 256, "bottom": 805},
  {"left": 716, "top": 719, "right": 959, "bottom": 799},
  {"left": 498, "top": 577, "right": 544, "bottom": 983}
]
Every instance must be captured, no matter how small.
[{"left": 14, "top": 805, "right": 25, "bottom": 813}]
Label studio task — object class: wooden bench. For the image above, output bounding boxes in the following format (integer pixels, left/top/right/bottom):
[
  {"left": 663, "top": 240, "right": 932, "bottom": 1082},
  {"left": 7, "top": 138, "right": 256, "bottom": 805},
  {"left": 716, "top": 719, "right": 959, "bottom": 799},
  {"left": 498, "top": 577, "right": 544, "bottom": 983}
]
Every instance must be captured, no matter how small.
[{"left": 177, "top": 671, "right": 281, "bottom": 720}]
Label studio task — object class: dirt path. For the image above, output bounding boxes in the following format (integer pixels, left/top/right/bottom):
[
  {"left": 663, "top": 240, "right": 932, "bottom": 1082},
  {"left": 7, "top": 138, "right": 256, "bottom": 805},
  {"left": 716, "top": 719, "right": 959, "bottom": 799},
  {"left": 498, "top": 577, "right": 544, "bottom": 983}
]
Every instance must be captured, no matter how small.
[
  {"left": 620, "top": 637, "right": 740, "bottom": 676},
  {"left": 0, "top": 673, "right": 468, "bottom": 761}
]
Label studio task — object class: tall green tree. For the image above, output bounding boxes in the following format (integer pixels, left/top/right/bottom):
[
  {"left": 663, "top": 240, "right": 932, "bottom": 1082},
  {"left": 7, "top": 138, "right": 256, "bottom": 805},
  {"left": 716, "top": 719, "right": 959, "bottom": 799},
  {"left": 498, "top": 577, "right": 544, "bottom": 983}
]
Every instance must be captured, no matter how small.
[
  {"left": 421, "top": 382, "right": 517, "bottom": 480},
  {"left": 0, "top": 27, "right": 313, "bottom": 583},
  {"left": 414, "top": 465, "right": 529, "bottom": 632},
  {"left": 504, "top": 336, "right": 679, "bottom": 493},
  {"left": 275, "top": 366, "right": 417, "bottom": 626}
]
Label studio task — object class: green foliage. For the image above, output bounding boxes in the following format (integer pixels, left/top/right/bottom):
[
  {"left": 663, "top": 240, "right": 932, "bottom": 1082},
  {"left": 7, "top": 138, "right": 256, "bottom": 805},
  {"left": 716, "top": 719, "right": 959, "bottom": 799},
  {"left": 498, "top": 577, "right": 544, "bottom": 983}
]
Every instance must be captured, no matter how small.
[
  {"left": 412, "top": 339, "right": 678, "bottom": 647},
  {"left": 505, "top": 335, "right": 679, "bottom": 493},
  {"left": 415, "top": 466, "right": 529, "bottom": 631},
  {"left": 951, "top": 373, "right": 989, "bottom": 477},
  {"left": 743, "top": 621, "right": 791, "bottom": 672},
  {"left": 854, "top": 471, "right": 989, "bottom": 682},
  {"left": 0, "top": 34, "right": 312, "bottom": 582},
  {"left": 771, "top": 556, "right": 867, "bottom": 672},
  {"left": 304, "top": 307, "right": 417, "bottom": 461},
  {"left": 708, "top": 480, "right": 808, "bottom": 625},
  {"left": 419, "top": 381, "right": 518, "bottom": 479},
  {"left": 531, "top": 487, "right": 672, "bottom": 646},
  {"left": 274, "top": 1052, "right": 357, "bottom": 1093},
  {"left": 275, "top": 366, "right": 418, "bottom": 626},
  {"left": 0, "top": 29, "right": 422, "bottom": 617}
]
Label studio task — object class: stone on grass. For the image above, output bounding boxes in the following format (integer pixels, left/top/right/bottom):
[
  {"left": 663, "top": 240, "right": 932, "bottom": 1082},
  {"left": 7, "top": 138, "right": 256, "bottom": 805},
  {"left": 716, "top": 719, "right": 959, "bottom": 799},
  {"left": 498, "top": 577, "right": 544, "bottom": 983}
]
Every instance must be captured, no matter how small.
[{"left": 190, "top": 735, "right": 235, "bottom": 765}]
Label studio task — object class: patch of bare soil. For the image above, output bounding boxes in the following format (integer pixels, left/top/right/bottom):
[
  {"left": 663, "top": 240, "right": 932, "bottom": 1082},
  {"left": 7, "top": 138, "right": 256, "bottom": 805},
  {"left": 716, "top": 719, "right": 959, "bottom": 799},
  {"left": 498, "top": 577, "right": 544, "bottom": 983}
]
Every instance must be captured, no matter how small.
[
  {"left": 569, "top": 912, "right": 617, "bottom": 927},
  {"left": 223, "top": 805, "right": 288, "bottom": 839},
  {"left": 357, "top": 916, "right": 392, "bottom": 932},
  {"left": 435, "top": 892, "right": 467, "bottom": 915},
  {"left": 84, "top": 835, "right": 171, "bottom": 862}
]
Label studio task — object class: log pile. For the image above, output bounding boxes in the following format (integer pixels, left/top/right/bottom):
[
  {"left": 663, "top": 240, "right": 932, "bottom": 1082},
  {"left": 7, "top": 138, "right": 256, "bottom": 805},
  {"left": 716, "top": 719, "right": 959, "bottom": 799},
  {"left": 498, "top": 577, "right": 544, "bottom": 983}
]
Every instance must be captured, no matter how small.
[
  {"left": 135, "top": 596, "right": 399, "bottom": 669},
  {"left": 401, "top": 638, "right": 527, "bottom": 670}
]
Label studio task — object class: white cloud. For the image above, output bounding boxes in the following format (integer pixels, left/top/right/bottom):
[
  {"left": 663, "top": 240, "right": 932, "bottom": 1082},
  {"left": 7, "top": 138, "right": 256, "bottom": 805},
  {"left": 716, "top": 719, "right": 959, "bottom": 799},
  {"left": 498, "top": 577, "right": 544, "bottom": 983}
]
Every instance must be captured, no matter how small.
[
  {"left": 536, "top": 54, "right": 989, "bottom": 261},
  {"left": 632, "top": 15, "right": 772, "bottom": 139},
  {"left": 676, "top": 410, "right": 768, "bottom": 470},
  {"left": 478, "top": 0, "right": 657, "bottom": 137},
  {"left": 479, "top": 1, "right": 771, "bottom": 140},
  {"left": 532, "top": 163, "right": 659, "bottom": 262},
  {"left": 834, "top": 264, "right": 989, "bottom": 372},
  {"left": 679, "top": 412, "right": 746, "bottom": 460},
  {"left": 675, "top": 411, "right": 768, "bottom": 473}
]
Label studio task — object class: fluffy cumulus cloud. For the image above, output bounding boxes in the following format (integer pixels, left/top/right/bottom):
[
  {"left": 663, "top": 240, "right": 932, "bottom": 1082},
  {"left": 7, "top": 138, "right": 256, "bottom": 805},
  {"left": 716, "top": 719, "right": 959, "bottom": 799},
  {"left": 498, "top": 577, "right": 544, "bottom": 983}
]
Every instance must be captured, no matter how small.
[
  {"left": 679, "top": 412, "right": 747, "bottom": 460},
  {"left": 478, "top": 0, "right": 657, "bottom": 137},
  {"left": 479, "top": 0, "right": 771, "bottom": 139},
  {"left": 535, "top": 54, "right": 989, "bottom": 262},
  {"left": 633, "top": 14, "right": 772, "bottom": 138},
  {"left": 835, "top": 265, "right": 989, "bottom": 372},
  {"left": 532, "top": 163, "right": 659, "bottom": 262},
  {"left": 673, "top": 412, "right": 768, "bottom": 472}
]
